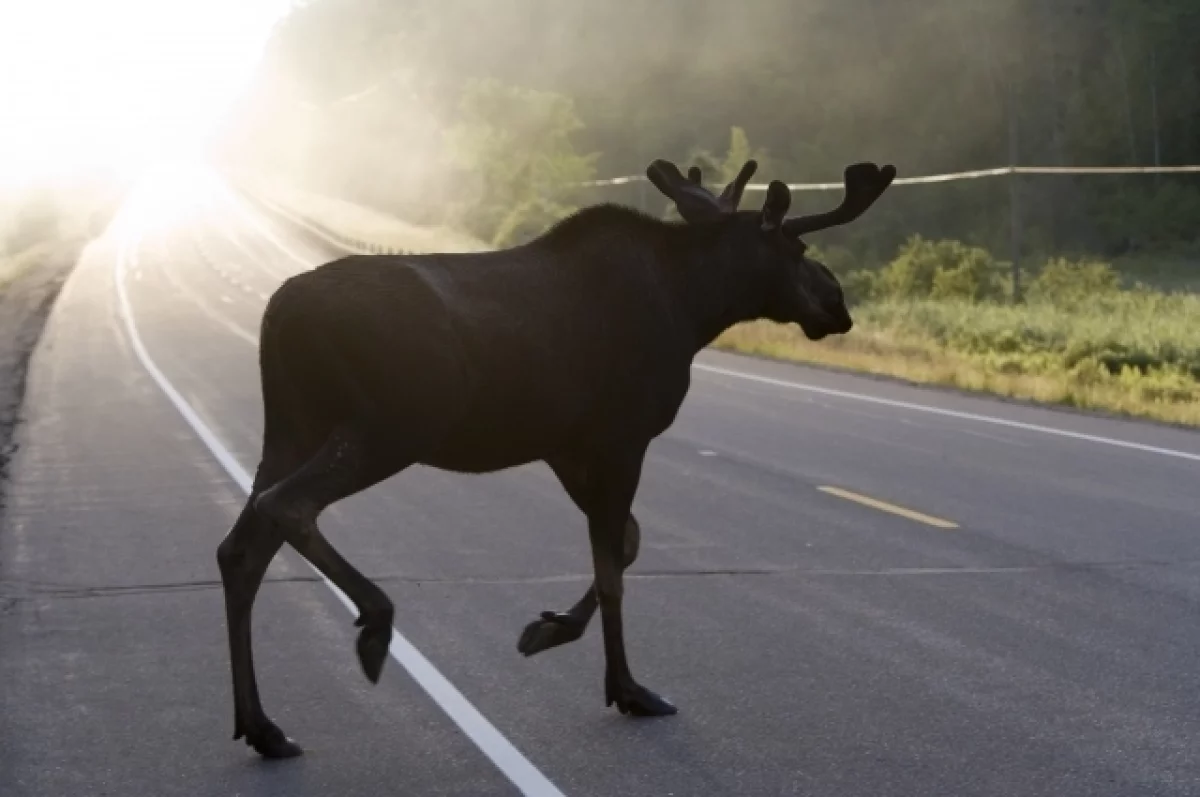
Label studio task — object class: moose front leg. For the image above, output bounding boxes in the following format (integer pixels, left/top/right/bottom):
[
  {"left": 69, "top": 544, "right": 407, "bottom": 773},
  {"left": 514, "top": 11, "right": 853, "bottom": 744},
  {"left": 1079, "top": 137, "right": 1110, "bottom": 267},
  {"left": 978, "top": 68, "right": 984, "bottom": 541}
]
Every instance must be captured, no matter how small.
[
  {"left": 517, "top": 515, "right": 640, "bottom": 655},
  {"left": 586, "top": 450, "right": 677, "bottom": 717}
]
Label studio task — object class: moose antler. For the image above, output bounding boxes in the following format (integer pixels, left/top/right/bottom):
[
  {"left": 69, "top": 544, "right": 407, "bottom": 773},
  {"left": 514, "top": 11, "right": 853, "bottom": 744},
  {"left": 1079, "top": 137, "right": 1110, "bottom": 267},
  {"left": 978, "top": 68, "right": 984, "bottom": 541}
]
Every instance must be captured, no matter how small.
[
  {"left": 646, "top": 159, "right": 759, "bottom": 222},
  {"left": 717, "top": 160, "right": 757, "bottom": 212},
  {"left": 782, "top": 163, "right": 896, "bottom": 236}
]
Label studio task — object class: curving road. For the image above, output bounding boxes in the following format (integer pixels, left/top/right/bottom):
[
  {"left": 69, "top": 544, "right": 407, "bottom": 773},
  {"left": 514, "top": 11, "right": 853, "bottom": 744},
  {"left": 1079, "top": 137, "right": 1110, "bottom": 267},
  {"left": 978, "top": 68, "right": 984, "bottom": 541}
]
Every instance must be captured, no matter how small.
[{"left": 4, "top": 168, "right": 1200, "bottom": 796}]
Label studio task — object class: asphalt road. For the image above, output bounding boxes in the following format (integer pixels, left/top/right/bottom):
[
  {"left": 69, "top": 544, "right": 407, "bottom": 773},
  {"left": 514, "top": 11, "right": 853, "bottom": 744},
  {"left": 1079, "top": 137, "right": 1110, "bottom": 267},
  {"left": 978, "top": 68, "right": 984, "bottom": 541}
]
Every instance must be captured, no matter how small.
[{"left": 4, "top": 168, "right": 1200, "bottom": 796}]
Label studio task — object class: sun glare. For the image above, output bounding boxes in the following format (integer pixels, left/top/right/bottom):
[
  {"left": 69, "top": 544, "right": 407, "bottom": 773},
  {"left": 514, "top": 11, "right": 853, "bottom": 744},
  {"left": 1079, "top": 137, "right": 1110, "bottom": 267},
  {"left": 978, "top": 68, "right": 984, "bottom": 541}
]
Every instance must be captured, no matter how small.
[{"left": 0, "top": 0, "right": 290, "bottom": 189}]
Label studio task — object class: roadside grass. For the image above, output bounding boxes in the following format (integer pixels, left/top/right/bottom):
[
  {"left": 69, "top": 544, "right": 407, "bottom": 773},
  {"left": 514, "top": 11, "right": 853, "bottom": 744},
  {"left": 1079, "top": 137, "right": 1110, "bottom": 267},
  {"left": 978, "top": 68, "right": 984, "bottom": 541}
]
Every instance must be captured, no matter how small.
[
  {"left": 716, "top": 295, "right": 1200, "bottom": 427},
  {"left": 0, "top": 238, "right": 86, "bottom": 290}
]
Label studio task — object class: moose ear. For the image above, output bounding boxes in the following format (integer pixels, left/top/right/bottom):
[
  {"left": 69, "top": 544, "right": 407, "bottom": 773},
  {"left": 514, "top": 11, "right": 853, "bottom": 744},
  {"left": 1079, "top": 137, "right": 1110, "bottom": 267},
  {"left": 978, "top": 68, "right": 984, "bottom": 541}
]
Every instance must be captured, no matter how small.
[{"left": 760, "top": 180, "right": 791, "bottom": 231}]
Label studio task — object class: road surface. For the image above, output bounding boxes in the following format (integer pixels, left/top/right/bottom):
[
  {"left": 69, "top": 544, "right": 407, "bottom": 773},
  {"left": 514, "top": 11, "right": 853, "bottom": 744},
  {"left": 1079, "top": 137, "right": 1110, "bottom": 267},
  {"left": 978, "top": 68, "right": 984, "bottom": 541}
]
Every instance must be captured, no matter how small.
[{"left": 4, "top": 167, "right": 1200, "bottom": 796}]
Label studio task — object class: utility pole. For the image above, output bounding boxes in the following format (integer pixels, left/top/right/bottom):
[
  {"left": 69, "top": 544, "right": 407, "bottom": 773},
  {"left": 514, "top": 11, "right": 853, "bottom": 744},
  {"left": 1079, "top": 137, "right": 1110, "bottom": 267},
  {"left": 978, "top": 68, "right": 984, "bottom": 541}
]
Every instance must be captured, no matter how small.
[{"left": 1007, "top": 77, "right": 1022, "bottom": 303}]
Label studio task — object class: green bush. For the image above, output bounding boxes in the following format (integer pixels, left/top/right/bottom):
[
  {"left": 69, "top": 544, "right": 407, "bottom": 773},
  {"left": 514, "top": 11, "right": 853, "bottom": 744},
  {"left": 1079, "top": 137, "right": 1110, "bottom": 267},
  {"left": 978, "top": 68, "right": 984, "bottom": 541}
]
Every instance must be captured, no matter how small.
[
  {"left": 874, "top": 235, "right": 1002, "bottom": 302},
  {"left": 446, "top": 78, "right": 599, "bottom": 247},
  {"left": 839, "top": 269, "right": 879, "bottom": 304},
  {"left": 1026, "top": 257, "right": 1121, "bottom": 304},
  {"left": 855, "top": 290, "right": 1200, "bottom": 381}
]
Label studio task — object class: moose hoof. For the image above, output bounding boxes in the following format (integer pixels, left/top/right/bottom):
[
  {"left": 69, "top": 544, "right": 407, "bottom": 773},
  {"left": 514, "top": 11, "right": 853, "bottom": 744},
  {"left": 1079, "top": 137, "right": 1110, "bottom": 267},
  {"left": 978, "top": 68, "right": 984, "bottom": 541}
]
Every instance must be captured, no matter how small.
[
  {"left": 355, "top": 618, "right": 393, "bottom": 684},
  {"left": 239, "top": 719, "right": 304, "bottom": 759},
  {"left": 517, "top": 611, "right": 586, "bottom": 657},
  {"left": 606, "top": 679, "right": 678, "bottom": 717}
]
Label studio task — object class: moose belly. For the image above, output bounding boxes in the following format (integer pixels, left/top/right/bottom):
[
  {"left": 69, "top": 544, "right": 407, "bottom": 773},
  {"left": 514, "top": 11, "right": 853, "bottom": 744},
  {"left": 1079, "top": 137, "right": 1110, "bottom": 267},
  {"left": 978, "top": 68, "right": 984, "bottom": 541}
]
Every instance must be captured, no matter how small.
[{"left": 417, "top": 390, "right": 585, "bottom": 474}]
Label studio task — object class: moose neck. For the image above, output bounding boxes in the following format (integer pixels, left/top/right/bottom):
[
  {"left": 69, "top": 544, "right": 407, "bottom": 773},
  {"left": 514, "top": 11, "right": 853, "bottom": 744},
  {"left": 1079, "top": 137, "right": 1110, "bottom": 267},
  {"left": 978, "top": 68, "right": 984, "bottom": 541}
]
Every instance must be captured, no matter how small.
[
  {"left": 665, "top": 225, "right": 771, "bottom": 353},
  {"left": 533, "top": 206, "right": 771, "bottom": 355}
]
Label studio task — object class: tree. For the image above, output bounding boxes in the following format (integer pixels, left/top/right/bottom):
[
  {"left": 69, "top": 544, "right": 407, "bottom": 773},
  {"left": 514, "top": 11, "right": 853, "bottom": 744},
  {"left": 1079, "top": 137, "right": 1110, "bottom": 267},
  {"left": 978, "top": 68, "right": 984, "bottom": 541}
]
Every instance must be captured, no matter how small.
[
  {"left": 446, "top": 79, "right": 598, "bottom": 247},
  {"left": 219, "top": 0, "right": 1200, "bottom": 259}
]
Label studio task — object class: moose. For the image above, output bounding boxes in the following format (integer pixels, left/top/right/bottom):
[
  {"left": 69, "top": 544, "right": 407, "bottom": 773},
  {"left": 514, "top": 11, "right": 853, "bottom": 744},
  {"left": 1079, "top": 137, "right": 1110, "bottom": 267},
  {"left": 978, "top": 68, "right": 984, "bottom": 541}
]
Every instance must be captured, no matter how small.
[{"left": 216, "top": 156, "right": 896, "bottom": 758}]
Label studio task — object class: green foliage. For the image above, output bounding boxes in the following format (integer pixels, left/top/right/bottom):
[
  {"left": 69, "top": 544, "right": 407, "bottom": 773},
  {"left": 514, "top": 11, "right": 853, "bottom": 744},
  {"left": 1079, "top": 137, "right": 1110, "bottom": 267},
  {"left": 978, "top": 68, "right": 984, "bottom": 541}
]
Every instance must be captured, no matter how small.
[
  {"left": 687, "top": 127, "right": 772, "bottom": 187},
  {"left": 793, "top": 232, "right": 1200, "bottom": 413},
  {"left": 230, "top": 0, "right": 1200, "bottom": 261},
  {"left": 1026, "top": 257, "right": 1122, "bottom": 304},
  {"left": 856, "top": 290, "right": 1200, "bottom": 381},
  {"left": 873, "top": 236, "right": 1002, "bottom": 302},
  {"left": 1089, "top": 180, "right": 1200, "bottom": 253},
  {"left": 446, "top": 78, "right": 598, "bottom": 247},
  {"left": 838, "top": 270, "right": 880, "bottom": 305}
]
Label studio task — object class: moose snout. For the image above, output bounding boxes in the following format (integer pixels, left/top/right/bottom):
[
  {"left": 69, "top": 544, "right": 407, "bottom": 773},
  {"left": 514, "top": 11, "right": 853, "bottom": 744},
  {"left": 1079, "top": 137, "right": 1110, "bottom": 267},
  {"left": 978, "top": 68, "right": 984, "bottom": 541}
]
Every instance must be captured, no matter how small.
[{"left": 827, "top": 302, "right": 853, "bottom": 334}]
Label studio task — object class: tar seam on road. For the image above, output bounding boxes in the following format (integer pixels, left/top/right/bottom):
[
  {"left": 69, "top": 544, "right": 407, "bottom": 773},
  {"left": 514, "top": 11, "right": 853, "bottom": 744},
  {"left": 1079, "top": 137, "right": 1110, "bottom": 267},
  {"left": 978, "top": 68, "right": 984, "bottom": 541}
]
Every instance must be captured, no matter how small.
[
  {"left": 112, "top": 210, "right": 566, "bottom": 797},
  {"left": 817, "top": 486, "right": 959, "bottom": 529},
  {"left": 694, "top": 363, "right": 1200, "bottom": 463}
]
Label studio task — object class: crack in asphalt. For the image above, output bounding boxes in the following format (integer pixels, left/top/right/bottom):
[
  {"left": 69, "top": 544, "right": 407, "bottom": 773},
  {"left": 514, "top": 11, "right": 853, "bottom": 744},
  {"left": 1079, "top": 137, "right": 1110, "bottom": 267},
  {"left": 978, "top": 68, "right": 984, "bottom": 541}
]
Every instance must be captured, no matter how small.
[{"left": 3, "top": 557, "right": 1198, "bottom": 603}]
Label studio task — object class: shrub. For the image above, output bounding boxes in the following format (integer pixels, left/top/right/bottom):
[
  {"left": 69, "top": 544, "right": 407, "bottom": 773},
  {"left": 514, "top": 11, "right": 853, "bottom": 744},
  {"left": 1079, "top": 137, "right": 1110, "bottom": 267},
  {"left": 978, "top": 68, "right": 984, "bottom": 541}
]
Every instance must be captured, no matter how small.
[
  {"left": 445, "top": 78, "right": 598, "bottom": 247},
  {"left": 1026, "top": 257, "right": 1121, "bottom": 304},
  {"left": 839, "top": 269, "right": 879, "bottom": 304},
  {"left": 875, "top": 235, "right": 1002, "bottom": 301}
]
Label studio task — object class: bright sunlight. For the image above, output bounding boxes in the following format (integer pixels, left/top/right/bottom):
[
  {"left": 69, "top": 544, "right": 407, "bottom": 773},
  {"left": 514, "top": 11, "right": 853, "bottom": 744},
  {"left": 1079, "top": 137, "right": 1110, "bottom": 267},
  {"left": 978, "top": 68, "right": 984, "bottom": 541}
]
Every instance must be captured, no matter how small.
[{"left": 0, "top": 0, "right": 290, "bottom": 188}]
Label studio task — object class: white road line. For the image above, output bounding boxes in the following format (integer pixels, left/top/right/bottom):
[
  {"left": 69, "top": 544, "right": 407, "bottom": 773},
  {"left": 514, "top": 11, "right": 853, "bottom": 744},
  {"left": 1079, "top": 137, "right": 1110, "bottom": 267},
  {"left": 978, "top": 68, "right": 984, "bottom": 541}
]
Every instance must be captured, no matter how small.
[
  {"left": 693, "top": 363, "right": 1200, "bottom": 463},
  {"left": 114, "top": 220, "right": 566, "bottom": 797},
  {"left": 217, "top": 183, "right": 322, "bottom": 269},
  {"left": 150, "top": 244, "right": 260, "bottom": 346},
  {"left": 202, "top": 215, "right": 304, "bottom": 283}
]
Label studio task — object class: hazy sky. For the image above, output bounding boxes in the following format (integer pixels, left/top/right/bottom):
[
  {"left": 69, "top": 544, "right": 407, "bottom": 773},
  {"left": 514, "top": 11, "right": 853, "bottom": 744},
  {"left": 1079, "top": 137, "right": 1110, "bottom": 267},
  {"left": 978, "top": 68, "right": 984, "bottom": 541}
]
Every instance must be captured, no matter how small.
[{"left": 0, "top": 0, "right": 291, "bottom": 187}]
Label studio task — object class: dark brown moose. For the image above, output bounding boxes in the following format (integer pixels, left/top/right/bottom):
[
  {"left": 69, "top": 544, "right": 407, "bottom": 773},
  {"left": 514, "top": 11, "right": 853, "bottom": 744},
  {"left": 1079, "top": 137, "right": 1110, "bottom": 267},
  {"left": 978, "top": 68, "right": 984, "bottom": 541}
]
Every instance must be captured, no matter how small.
[{"left": 216, "top": 156, "right": 896, "bottom": 757}]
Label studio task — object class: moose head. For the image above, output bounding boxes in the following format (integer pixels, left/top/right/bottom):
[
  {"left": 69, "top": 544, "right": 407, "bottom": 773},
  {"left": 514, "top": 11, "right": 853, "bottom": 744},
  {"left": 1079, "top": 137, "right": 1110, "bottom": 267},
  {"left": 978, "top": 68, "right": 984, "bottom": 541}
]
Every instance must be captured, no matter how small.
[{"left": 647, "top": 157, "right": 896, "bottom": 341}]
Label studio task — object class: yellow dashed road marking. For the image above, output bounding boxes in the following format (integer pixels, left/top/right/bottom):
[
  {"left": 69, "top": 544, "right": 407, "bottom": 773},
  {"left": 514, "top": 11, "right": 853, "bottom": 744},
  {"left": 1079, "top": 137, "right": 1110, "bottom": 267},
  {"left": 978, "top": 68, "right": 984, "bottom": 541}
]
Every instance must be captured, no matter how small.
[{"left": 818, "top": 486, "right": 959, "bottom": 529}]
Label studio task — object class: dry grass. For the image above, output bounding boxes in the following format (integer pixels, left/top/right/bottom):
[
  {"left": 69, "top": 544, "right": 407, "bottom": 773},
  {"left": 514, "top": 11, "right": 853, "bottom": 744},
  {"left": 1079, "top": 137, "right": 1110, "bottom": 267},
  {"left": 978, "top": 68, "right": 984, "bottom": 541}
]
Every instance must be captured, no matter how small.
[{"left": 0, "top": 240, "right": 77, "bottom": 290}]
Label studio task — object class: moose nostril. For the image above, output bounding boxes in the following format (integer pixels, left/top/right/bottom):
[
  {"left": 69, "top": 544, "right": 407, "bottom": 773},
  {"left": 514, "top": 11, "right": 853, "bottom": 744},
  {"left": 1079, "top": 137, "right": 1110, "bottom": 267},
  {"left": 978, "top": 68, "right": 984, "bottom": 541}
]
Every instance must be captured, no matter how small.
[{"left": 830, "top": 305, "right": 853, "bottom": 333}]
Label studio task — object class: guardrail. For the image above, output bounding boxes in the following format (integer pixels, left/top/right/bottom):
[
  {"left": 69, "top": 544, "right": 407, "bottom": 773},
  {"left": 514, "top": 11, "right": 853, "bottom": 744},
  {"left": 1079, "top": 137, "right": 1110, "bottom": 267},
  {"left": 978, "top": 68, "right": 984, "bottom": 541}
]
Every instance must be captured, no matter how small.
[{"left": 236, "top": 184, "right": 414, "bottom": 257}]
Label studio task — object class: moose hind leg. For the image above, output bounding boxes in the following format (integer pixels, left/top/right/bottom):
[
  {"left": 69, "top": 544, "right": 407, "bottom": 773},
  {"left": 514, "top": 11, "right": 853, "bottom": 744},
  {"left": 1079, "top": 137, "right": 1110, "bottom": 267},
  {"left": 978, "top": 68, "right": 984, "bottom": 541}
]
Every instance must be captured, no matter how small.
[
  {"left": 216, "top": 498, "right": 300, "bottom": 758},
  {"left": 255, "top": 426, "right": 408, "bottom": 685},
  {"left": 518, "top": 514, "right": 641, "bottom": 657}
]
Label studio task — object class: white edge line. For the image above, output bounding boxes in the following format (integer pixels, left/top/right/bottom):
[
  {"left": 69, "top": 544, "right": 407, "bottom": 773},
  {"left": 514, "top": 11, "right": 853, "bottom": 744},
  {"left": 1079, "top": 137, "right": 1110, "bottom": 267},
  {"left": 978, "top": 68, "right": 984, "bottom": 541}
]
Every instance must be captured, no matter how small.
[
  {"left": 248, "top": 189, "right": 365, "bottom": 255},
  {"left": 693, "top": 363, "right": 1200, "bottom": 463},
  {"left": 217, "top": 183, "right": 327, "bottom": 268},
  {"left": 113, "top": 218, "right": 566, "bottom": 797}
]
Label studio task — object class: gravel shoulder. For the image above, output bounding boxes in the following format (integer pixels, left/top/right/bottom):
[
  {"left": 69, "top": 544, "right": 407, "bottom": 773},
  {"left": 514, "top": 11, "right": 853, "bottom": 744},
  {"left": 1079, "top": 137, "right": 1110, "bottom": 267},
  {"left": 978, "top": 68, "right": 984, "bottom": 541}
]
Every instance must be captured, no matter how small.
[{"left": 0, "top": 239, "right": 89, "bottom": 506}]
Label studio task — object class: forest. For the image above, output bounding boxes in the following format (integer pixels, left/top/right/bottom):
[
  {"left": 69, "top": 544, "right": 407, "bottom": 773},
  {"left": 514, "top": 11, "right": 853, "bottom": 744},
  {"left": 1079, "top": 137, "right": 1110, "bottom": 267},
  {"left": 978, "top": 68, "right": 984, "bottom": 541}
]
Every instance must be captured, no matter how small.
[
  {"left": 218, "top": 0, "right": 1200, "bottom": 255},
  {"left": 212, "top": 0, "right": 1200, "bottom": 424}
]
